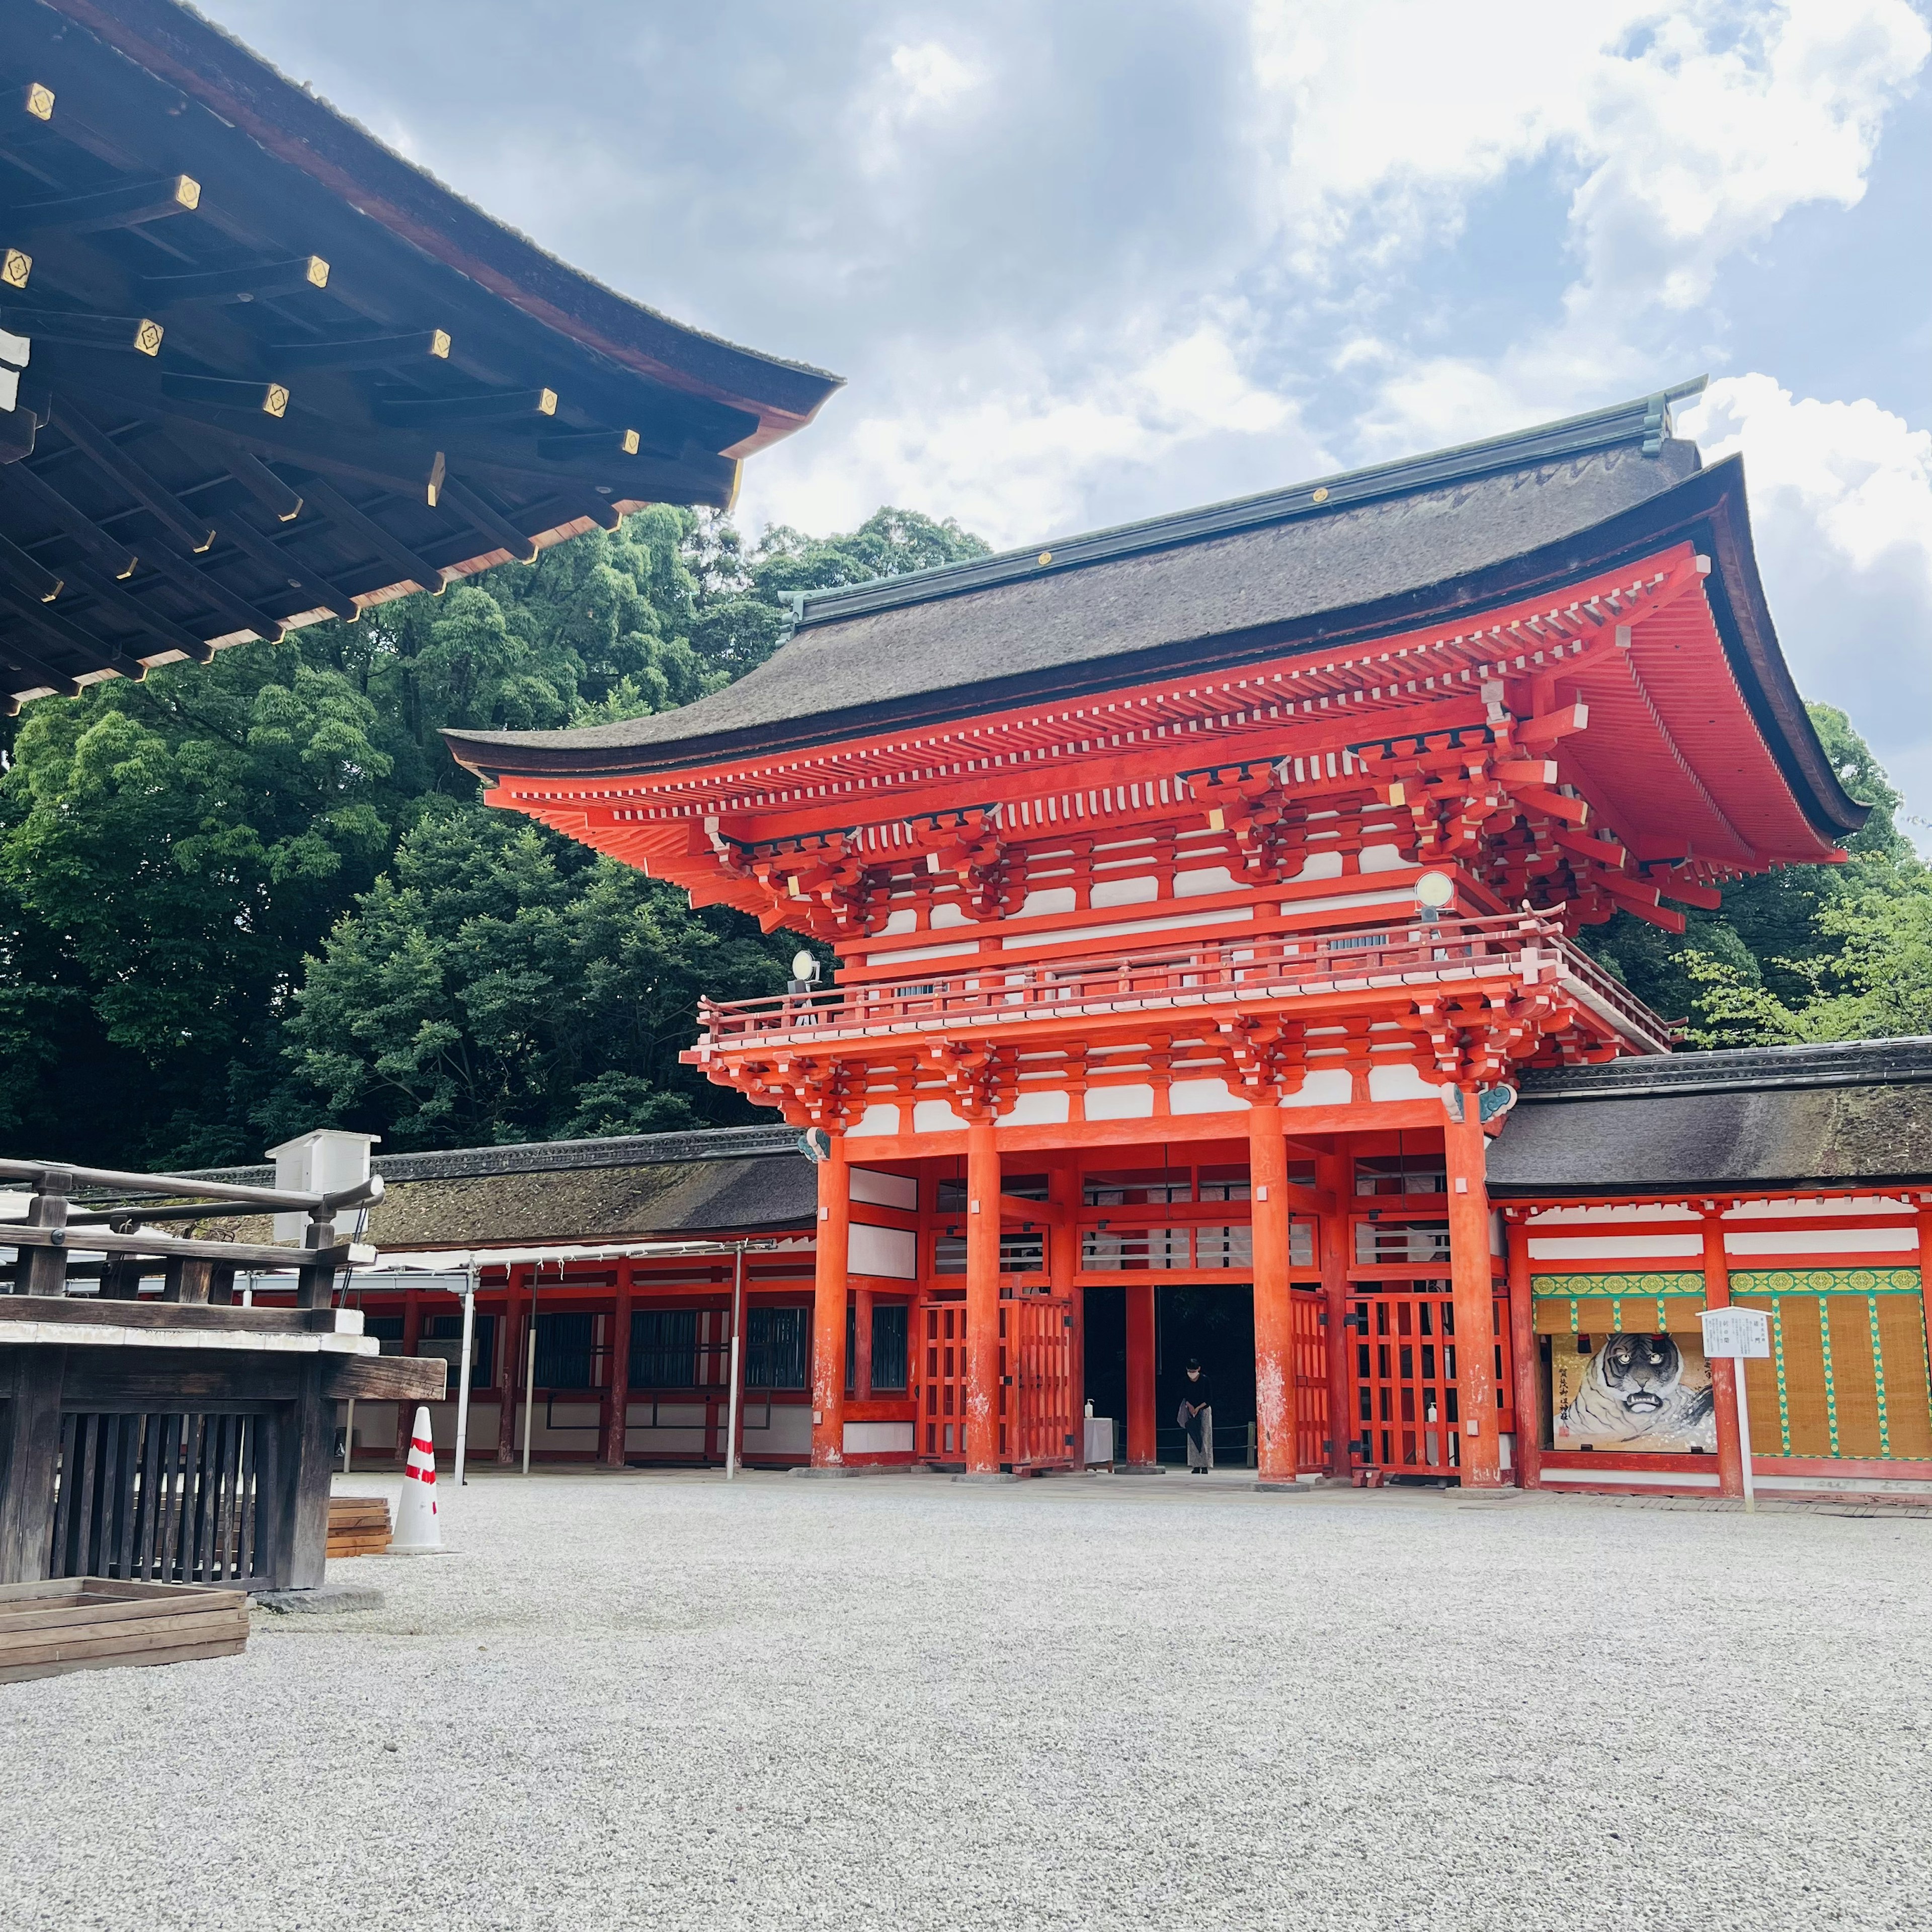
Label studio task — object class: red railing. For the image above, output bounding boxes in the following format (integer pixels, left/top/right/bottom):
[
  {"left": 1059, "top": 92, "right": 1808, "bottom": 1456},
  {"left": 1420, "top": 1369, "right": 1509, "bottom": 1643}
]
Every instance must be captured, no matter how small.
[{"left": 693, "top": 914, "right": 1673, "bottom": 1056}]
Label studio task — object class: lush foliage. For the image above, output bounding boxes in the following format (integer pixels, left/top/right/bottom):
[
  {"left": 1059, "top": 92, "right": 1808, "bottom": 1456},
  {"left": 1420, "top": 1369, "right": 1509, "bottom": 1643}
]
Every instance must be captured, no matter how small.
[
  {"left": 0, "top": 506, "right": 988, "bottom": 1164},
  {"left": 1581, "top": 704, "right": 1932, "bottom": 1046}
]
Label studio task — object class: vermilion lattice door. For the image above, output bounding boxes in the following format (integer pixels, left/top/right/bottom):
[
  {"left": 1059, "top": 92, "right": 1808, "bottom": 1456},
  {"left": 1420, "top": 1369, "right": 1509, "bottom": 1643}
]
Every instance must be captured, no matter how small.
[
  {"left": 1293, "top": 1289, "right": 1330, "bottom": 1474},
  {"left": 916, "top": 1297, "right": 1077, "bottom": 1469},
  {"left": 918, "top": 1300, "right": 968, "bottom": 1462},
  {"left": 1001, "top": 1295, "right": 1077, "bottom": 1471},
  {"left": 1353, "top": 1286, "right": 1459, "bottom": 1474},
  {"left": 1348, "top": 1282, "right": 1512, "bottom": 1479}
]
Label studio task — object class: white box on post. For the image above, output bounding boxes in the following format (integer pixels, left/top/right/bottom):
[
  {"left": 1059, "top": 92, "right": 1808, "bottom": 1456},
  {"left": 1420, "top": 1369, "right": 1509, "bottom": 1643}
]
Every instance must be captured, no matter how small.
[{"left": 266, "top": 1130, "right": 381, "bottom": 1244}]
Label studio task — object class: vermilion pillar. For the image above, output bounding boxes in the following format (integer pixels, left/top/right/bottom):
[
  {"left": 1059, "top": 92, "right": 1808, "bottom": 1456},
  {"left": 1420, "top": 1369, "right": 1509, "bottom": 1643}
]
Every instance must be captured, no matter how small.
[
  {"left": 1317, "top": 1149, "right": 1353, "bottom": 1477},
  {"left": 1444, "top": 1094, "right": 1502, "bottom": 1488},
  {"left": 1049, "top": 1158, "right": 1084, "bottom": 1454},
  {"left": 809, "top": 1133, "right": 850, "bottom": 1468},
  {"left": 602, "top": 1259, "right": 633, "bottom": 1469},
  {"left": 963, "top": 1123, "right": 1002, "bottom": 1474},
  {"left": 1504, "top": 1215, "right": 1541, "bottom": 1489},
  {"left": 1123, "top": 1284, "right": 1157, "bottom": 1469},
  {"left": 1702, "top": 1209, "right": 1745, "bottom": 1499},
  {"left": 1251, "top": 1102, "right": 1300, "bottom": 1483}
]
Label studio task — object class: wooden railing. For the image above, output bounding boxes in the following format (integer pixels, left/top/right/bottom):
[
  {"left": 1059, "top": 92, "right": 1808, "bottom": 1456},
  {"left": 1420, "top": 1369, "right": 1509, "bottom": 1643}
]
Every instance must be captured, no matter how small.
[
  {"left": 694, "top": 914, "right": 1674, "bottom": 1057},
  {"left": 0, "top": 1157, "right": 382, "bottom": 1315}
]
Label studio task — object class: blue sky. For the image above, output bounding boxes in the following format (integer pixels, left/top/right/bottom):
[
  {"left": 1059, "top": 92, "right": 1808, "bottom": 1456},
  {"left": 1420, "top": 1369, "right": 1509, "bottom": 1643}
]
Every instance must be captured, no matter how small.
[{"left": 205, "top": 2, "right": 1932, "bottom": 843}]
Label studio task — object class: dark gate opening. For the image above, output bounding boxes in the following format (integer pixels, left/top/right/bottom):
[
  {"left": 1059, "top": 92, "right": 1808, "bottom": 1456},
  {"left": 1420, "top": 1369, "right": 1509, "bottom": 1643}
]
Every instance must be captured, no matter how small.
[{"left": 1158, "top": 1285, "right": 1257, "bottom": 1467}]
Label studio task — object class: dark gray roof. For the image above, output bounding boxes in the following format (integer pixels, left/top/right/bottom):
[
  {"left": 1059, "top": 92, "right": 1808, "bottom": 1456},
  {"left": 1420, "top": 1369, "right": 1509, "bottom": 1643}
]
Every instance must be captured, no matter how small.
[
  {"left": 365, "top": 1153, "right": 817, "bottom": 1249},
  {"left": 1492, "top": 1039, "right": 1932, "bottom": 1196},
  {"left": 445, "top": 385, "right": 1717, "bottom": 775}
]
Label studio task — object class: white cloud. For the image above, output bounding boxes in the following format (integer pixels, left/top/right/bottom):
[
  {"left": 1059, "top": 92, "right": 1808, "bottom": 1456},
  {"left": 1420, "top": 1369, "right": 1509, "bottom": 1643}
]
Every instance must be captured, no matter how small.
[
  {"left": 1678, "top": 375, "right": 1932, "bottom": 846},
  {"left": 740, "top": 322, "right": 1314, "bottom": 547}
]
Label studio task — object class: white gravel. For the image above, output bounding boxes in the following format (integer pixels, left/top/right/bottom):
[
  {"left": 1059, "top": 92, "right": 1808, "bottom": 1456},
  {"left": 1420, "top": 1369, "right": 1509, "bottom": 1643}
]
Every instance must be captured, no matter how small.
[{"left": 3, "top": 1468, "right": 1928, "bottom": 1931}]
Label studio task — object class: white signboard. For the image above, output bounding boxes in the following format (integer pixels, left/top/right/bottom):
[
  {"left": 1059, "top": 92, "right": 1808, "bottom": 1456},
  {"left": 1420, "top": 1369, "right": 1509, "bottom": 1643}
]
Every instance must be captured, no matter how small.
[
  {"left": 1699, "top": 1306, "right": 1769, "bottom": 1513},
  {"left": 1700, "top": 1307, "right": 1770, "bottom": 1359}
]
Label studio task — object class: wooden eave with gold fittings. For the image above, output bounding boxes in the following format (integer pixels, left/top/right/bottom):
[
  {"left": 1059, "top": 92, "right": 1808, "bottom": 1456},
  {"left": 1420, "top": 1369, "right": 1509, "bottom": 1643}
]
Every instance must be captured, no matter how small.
[{"left": 0, "top": 0, "right": 841, "bottom": 709}]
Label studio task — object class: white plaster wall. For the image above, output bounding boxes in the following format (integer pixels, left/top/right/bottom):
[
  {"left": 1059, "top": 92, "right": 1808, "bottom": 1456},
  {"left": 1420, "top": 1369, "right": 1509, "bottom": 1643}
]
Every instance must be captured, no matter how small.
[
  {"left": 1169, "top": 1077, "right": 1242, "bottom": 1115},
  {"left": 1086, "top": 1084, "right": 1155, "bottom": 1120},
  {"left": 1174, "top": 866, "right": 1238, "bottom": 898},
  {"left": 1091, "top": 875, "right": 1158, "bottom": 908},
  {"left": 850, "top": 1166, "right": 916, "bottom": 1209},
  {"left": 849, "top": 1222, "right": 918, "bottom": 1279},
  {"left": 1367, "top": 1062, "right": 1437, "bottom": 1102},
  {"left": 1282, "top": 1069, "right": 1353, "bottom": 1108},
  {"left": 847, "top": 1103, "right": 903, "bottom": 1139},
  {"left": 1006, "top": 1089, "right": 1071, "bottom": 1125},
  {"left": 914, "top": 1098, "right": 969, "bottom": 1132},
  {"left": 843, "top": 1421, "right": 915, "bottom": 1454}
]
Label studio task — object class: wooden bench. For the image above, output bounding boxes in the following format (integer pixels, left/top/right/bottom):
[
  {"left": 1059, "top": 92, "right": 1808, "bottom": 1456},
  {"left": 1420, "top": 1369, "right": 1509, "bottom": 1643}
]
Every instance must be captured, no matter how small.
[
  {"left": 327, "top": 1495, "right": 392, "bottom": 1559},
  {"left": 0, "top": 1577, "right": 249, "bottom": 1683}
]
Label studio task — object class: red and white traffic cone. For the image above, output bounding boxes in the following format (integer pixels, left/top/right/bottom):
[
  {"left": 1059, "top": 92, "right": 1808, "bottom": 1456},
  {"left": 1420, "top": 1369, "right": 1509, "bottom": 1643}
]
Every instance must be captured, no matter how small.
[{"left": 391, "top": 1405, "right": 445, "bottom": 1554}]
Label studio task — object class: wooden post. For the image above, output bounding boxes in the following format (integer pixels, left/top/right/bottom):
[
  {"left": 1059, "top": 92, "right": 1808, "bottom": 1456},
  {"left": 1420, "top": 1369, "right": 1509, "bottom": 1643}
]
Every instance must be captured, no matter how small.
[
  {"left": 1317, "top": 1148, "right": 1353, "bottom": 1477},
  {"left": 604, "top": 1259, "right": 634, "bottom": 1469},
  {"left": 497, "top": 1267, "right": 525, "bottom": 1465},
  {"left": 963, "top": 1122, "right": 1002, "bottom": 1474},
  {"left": 1704, "top": 1209, "right": 1745, "bottom": 1499},
  {"left": 272, "top": 1357, "right": 335, "bottom": 1591},
  {"left": 1050, "top": 1157, "right": 1084, "bottom": 1454},
  {"left": 809, "top": 1131, "right": 850, "bottom": 1468},
  {"left": 1251, "top": 1101, "right": 1300, "bottom": 1483},
  {"left": 393, "top": 1288, "right": 423, "bottom": 1466},
  {"left": 1444, "top": 1091, "right": 1502, "bottom": 1488},
  {"left": 21, "top": 1167, "right": 70, "bottom": 1296},
  {"left": 1504, "top": 1214, "right": 1542, "bottom": 1489},
  {"left": 1123, "top": 1282, "right": 1158, "bottom": 1469},
  {"left": 853, "top": 1285, "right": 874, "bottom": 1401},
  {"left": 0, "top": 1345, "right": 64, "bottom": 1584}
]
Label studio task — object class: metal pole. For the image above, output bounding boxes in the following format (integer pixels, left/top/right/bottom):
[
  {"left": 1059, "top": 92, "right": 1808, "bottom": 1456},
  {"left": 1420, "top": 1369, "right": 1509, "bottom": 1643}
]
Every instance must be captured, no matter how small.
[
  {"left": 1734, "top": 1350, "right": 1756, "bottom": 1515},
  {"left": 726, "top": 1244, "right": 745, "bottom": 1481},
  {"left": 453, "top": 1274, "right": 476, "bottom": 1487},
  {"left": 343, "top": 1398, "right": 354, "bottom": 1475},
  {"left": 522, "top": 1274, "right": 539, "bottom": 1477}
]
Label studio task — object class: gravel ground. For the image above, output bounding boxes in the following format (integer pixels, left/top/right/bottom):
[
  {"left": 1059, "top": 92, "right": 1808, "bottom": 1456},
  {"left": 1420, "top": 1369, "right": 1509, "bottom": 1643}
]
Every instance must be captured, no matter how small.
[{"left": 4, "top": 1467, "right": 1929, "bottom": 1931}]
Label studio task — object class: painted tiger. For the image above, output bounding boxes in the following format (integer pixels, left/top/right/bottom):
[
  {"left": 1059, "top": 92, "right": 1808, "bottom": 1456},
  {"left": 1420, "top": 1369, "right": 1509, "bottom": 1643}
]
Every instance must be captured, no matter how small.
[{"left": 1557, "top": 1332, "right": 1716, "bottom": 1450}]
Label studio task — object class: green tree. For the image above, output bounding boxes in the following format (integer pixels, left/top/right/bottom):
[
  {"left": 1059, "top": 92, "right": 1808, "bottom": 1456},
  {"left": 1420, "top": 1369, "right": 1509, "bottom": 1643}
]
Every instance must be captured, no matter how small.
[
  {"left": 270, "top": 802, "right": 788, "bottom": 1148},
  {"left": 1581, "top": 704, "right": 1926, "bottom": 1045}
]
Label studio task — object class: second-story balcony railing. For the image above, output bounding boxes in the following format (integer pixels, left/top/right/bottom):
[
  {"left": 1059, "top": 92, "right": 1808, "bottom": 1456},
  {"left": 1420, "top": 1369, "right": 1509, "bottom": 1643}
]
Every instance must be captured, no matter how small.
[{"left": 692, "top": 914, "right": 1675, "bottom": 1061}]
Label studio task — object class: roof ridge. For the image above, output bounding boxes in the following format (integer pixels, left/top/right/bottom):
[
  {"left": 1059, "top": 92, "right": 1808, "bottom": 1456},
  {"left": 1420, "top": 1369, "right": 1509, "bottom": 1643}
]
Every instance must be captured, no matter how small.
[{"left": 787, "top": 378, "right": 1708, "bottom": 631}]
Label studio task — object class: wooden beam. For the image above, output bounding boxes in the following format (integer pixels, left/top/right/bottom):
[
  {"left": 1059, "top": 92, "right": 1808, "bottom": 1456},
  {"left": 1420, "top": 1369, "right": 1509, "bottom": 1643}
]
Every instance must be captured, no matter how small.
[
  {"left": 0, "top": 633, "right": 80, "bottom": 696},
  {"left": 1514, "top": 702, "right": 1588, "bottom": 750},
  {"left": 0, "top": 580, "right": 144, "bottom": 679},
  {"left": 16, "top": 173, "right": 201, "bottom": 233},
  {"left": 165, "top": 429, "right": 302, "bottom": 523},
  {"left": 438, "top": 472, "right": 535, "bottom": 564},
  {"left": 270, "top": 331, "right": 451, "bottom": 371},
  {"left": 53, "top": 554, "right": 214, "bottom": 663},
  {"left": 374, "top": 386, "right": 558, "bottom": 428},
  {"left": 158, "top": 373, "right": 290, "bottom": 419},
  {"left": 1651, "top": 872, "right": 1723, "bottom": 911},
  {"left": 204, "top": 511, "right": 358, "bottom": 623},
  {"left": 141, "top": 255, "right": 330, "bottom": 307},
  {"left": 290, "top": 473, "right": 446, "bottom": 597},
  {"left": 130, "top": 532, "right": 287, "bottom": 644},
  {"left": 51, "top": 399, "right": 214, "bottom": 552},
  {"left": 0, "top": 306, "right": 163, "bottom": 356},
  {"left": 0, "top": 459, "right": 138, "bottom": 577},
  {"left": 0, "top": 527, "right": 61, "bottom": 603}
]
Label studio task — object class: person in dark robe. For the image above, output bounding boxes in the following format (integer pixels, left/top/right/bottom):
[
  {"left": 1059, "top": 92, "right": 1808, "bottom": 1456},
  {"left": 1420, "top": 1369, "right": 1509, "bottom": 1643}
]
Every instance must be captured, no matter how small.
[{"left": 1178, "top": 1359, "right": 1214, "bottom": 1472}]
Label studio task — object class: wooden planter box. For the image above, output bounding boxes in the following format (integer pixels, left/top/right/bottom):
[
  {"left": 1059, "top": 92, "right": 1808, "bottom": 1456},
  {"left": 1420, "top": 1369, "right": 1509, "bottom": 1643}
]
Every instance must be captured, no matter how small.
[
  {"left": 0, "top": 1577, "right": 249, "bottom": 1684},
  {"left": 327, "top": 1495, "right": 392, "bottom": 1558}
]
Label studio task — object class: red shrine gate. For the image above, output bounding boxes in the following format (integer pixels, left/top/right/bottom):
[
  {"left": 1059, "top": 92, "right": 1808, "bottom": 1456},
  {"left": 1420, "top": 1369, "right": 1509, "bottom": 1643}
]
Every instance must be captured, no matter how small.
[{"left": 446, "top": 391, "right": 1872, "bottom": 1490}]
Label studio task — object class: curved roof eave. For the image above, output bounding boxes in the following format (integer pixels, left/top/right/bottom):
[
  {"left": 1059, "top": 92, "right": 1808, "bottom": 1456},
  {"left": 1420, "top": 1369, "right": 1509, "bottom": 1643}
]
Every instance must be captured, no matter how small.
[
  {"left": 45, "top": 0, "right": 844, "bottom": 448},
  {"left": 443, "top": 458, "right": 1869, "bottom": 848}
]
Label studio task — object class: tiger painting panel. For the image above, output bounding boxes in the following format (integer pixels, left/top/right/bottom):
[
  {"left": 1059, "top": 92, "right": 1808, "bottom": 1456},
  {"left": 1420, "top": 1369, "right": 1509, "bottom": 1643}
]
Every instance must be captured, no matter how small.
[{"left": 1552, "top": 1333, "right": 1717, "bottom": 1453}]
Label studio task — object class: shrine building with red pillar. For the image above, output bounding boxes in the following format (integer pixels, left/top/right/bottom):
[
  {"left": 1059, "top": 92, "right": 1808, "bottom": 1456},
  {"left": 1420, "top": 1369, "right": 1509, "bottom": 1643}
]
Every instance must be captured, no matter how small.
[{"left": 420, "top": 384, "right": 1932, "bottom": 1501}]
